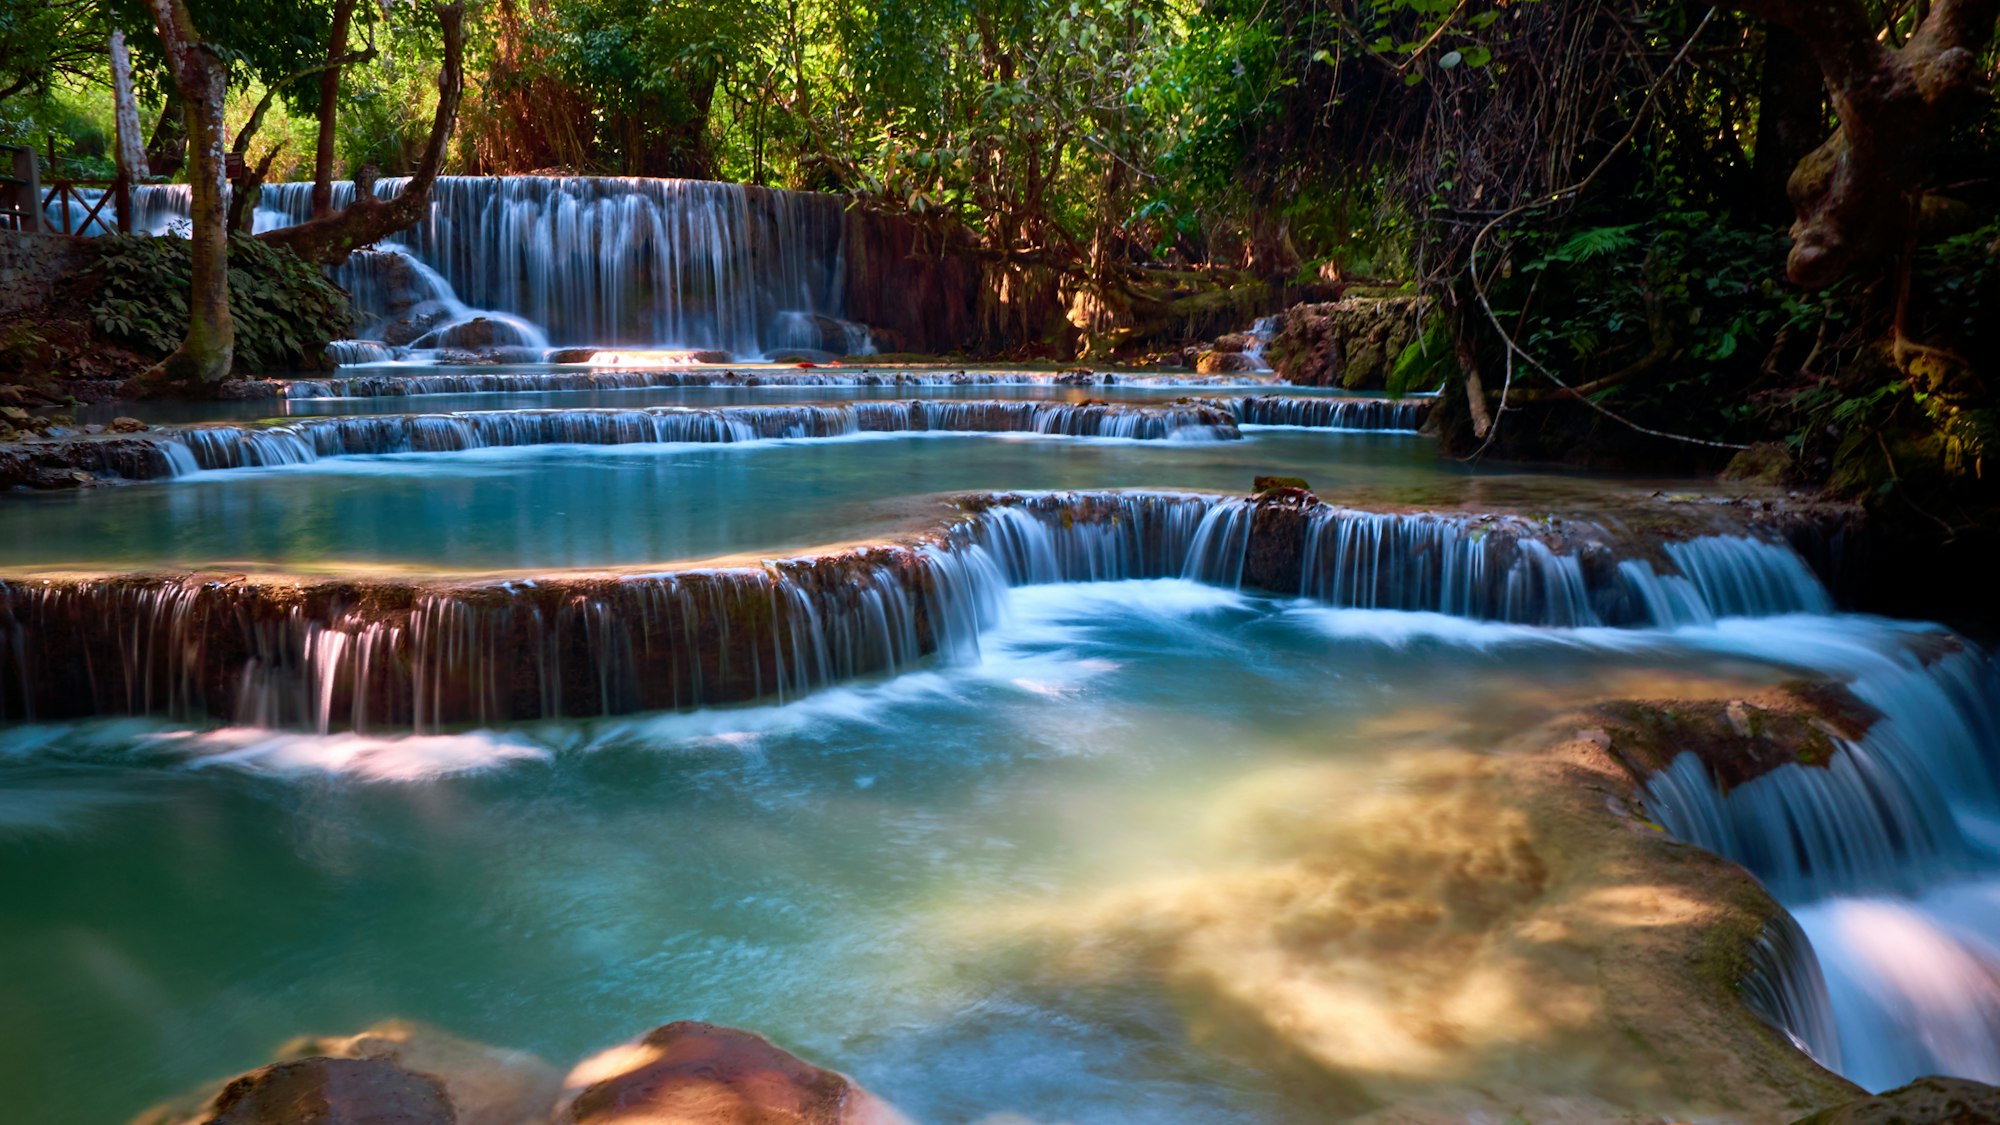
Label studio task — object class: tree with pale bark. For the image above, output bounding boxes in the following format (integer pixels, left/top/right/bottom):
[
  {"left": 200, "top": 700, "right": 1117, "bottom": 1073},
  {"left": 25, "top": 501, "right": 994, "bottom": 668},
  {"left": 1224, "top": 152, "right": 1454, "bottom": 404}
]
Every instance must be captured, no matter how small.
[{"left": 122, "top": 0, "right": 465, "bottom": 389}]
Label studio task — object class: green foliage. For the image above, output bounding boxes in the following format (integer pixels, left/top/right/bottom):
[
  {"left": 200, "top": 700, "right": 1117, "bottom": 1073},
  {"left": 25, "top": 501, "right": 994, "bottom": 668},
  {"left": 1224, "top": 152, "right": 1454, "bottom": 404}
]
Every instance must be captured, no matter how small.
[
  {"left": 86, "top": 234, "right": 353, "bottom": 373},
  {"left": 0, "top": 87, "right": 116, "bottom": 179},
  {"left": 1387, "top": 312, "right": 1452, "bottom": 396},
  {"left": 1512, "top": 211, "right": 1801, "bottom": 368}
]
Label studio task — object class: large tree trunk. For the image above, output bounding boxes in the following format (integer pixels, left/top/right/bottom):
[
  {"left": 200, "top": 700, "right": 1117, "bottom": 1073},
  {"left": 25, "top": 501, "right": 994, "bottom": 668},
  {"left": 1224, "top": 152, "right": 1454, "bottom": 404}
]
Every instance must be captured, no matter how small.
[
  {"left": 260, "top": 1, "right": 465, "bottom": 266},
  {"left": 1736, "top": 0, "right": 2000, "bottom": 287},
  {"left": 1751, "top": 27, "right": 1824, "bottom": 223},
  {"left": 311, "top": 0, "right": 356, "bottom": 218},
  {"left": 108, "top": 29, "right": 148, "bottom": 233},
  {"left": 140, "top": 0, "right": 234, "bottom": 387}
]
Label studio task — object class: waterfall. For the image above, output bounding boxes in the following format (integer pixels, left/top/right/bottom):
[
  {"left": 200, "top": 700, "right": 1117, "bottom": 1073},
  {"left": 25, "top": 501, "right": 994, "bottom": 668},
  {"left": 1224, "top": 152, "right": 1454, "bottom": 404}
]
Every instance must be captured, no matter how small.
[
  {"left": 3, "top": 491, "right": 1844, "bottom": 729},
  {"left": 140, "top": 402, "right": 1241, "bottom": 474},
  {"left": 274, "top": 370, "right": 1299, "bottom": 396},
  {"left": 132, "top": 177, "right": 854, "bottom": 356},
  {"left": 1635, "top": 613, "right": 2000, "bottom": 1088},
  {"left": 1213, "top": 394, "right": 1431, "bottom": 432},
  {"left": 1740, "top": 912, "right": 1845, "bottom": 1071},
  {"left": 332, "top": 244, "right": 550, "bottom": 355}
]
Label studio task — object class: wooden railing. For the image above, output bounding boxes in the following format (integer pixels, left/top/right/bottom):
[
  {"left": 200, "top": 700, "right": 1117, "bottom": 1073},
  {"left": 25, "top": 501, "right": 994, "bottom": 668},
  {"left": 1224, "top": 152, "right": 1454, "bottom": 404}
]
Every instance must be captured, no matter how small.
[
  {"left": 41, "top": 177, "right": 135, "bottom": 235},
  {"left": 1, "top": 146, "right": 135, "bottom": 235}
]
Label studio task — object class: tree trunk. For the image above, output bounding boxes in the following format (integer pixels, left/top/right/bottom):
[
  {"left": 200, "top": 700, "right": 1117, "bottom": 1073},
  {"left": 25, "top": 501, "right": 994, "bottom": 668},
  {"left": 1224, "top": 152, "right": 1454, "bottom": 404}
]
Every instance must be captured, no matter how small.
[
  {"left": 312, "top": 0, "right": 355, "bottom": 218},
  {"left": 139, "top": 0, "right": 234, "bottom": 387},
  {"left": 144, "top": 98, "right": 186, "bottom": 178},
  {"left": 1753, "top": 28, "right": 1824, "bottom": 222},
  {"left": 1733, "top": 0, "right": 2000, "bottom": 286},
  {"left": 259, "top": 2, "right": 466, "bottom": 266},
  {"left": 109, "top": 29, "right": 148, "bottom": 233}
]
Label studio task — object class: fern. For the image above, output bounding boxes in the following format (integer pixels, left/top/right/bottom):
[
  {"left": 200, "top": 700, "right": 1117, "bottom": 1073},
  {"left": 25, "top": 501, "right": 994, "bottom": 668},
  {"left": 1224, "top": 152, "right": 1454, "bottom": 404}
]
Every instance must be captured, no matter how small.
[{"left": 1549, "top": 223, "right": 1641, "bottom": 264}]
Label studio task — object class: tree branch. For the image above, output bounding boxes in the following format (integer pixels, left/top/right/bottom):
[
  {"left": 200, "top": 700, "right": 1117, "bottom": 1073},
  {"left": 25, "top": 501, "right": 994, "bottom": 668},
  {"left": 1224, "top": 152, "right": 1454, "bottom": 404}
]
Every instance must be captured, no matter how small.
[
  {"left": 232, "top": 49, "right": 377, "bottom": 157},
  {"left": 258, "top": 1, "right": 464, "bottom": 265}
]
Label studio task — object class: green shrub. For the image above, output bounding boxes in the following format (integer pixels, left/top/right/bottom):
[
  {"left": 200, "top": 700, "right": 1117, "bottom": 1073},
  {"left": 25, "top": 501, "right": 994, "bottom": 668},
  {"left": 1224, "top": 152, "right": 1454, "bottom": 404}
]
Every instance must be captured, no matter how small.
[{"left": 85, "top": 234, "right": 354, "bottom": 373}]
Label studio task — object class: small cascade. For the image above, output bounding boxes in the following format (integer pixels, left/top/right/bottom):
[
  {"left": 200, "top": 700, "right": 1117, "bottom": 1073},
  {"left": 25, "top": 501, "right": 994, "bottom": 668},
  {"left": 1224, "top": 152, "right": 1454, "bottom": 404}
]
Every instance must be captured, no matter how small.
[
  {"left": 1213, "top": 394, "right": 1431, "bottom": 432},
  {"left": 147, "top": 402, "right": 1241, "bottom": 475},
  {"left": 0, "top": 552, "right": 1007, "bottom": 730},
  {"left": 853, "top": 401, "right": 1236, "bottom": 441},
  {"left": 968, "top": 494, "right": 1221, "bottom": 584},
  {"left": 1242, "top": 315, "right": 1280, "bottom": 371},
  {"left": 0, "top": 490, "right": 1875, "bottom": 730},
  {"left": 770, "top": 311, "right": 878, "bottom": 357},
  {"left": 1295, "top": 506, "right": 1598, "bottom": 625},
  {"left": 323, "top": 340, "right": 411, "bottom": 366},
  {"left": 1629, "top": 585, "right": 2000, "bottom": 1087},
  {"left": 331, "top": 245, "right": 551, "bottom": 359},
  {"left": 1641, "top": 629, "right": 2000, "bottom": 900},
  {"left": 1740, "top": 912, "right": 1845, "bottom": 1071},
  {"left": 132, "top": 178, "right": 853, "bottom": 354},
  {"left": 274, "top": 370, "right": 1292, "bottom": 398},
  {"left": 1663, "top": 536, "right": 1835, "bottom": 617},
  {"left": 1643, "top": 744, "right": 1974, "bottom": 901}
]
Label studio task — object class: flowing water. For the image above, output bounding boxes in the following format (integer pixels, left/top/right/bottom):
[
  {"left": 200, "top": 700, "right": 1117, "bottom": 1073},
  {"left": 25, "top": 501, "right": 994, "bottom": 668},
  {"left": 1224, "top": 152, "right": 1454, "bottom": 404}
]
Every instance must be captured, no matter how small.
[
  {"left": 135, "top": 178, "right": 853, "bottom": 355},
  {"left": 0, "top": 430, "right": 1524, "bottom": 573},
  {"left": 11, "top": 174, "right": 1997, "bottom": 1120},
  {"left": 5, "top": 443, "right": 1997, "bottom": 1120},
  {"left": 3, "top": 563, "right": 1979, "bottom": 1123}
]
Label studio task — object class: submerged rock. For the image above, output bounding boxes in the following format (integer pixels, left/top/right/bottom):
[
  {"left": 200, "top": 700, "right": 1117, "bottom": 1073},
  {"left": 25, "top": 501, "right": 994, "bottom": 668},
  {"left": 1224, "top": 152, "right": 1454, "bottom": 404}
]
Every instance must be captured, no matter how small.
[
  {"left": 200, "top": 1057, "right": 453, "bottom": 1125},
  {"left": 1252, "top": 474, "right": 1311, "bottom": 494},
  {"left": 557, "top": 1022, "right": 906, "bottom": 1125},
  {"left": 958, "top": 691, "right": 1862, "bottom": 1122},
  {"left": 130, "top": 1021, "right": 558, "bottom": 1125},
  {"left": 278, "top": 1020, "right": 562, "bottom": 1125},
  {"left": 764, "top": 348, "right": 841, "bottom": 365},
  {"left": 1790, "top": 1076, "right": 2000, "bottom": 1124},
  {"left": 107, "top": 416, "right": 149, "bottom": 433}
]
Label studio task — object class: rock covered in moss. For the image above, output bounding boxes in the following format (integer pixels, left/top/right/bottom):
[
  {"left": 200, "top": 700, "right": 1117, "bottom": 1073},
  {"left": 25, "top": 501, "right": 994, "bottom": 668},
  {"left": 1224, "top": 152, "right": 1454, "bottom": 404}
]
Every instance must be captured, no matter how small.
[
  {"left": 556, "top": 1022, "right": 907, "bottom": 1125},
  {"left": 1264, "top": 297, "right": 1426, "bottom": 389},
  {"left": 1723, "top": 442, "right": 1796, "bottom": 486},
  {"left": 1595, "top": 683, "right": 1880, "bottom": 792},
  {"left": 1790, "top": 1076, "right": 2000, "bottom": 1124}
]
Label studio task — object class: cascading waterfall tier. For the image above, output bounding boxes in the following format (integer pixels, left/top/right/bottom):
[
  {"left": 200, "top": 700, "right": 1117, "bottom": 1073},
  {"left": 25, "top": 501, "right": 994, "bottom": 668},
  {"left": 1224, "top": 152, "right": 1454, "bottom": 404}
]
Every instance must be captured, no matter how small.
[
  {"left": 155, "top": 401, "right": 1240, "bottom": 471},
  {"left": 134, "top": 178, "right": 852, "bottom": 354},
  {"left": 4, "top": 402, "right": 1242, "bottom": 486},
  {"left": 0, "top": 490, "right": 1852, "bottom": 729},
  {"left": 1203, "top": 394, "right": 1432, "bottom": 432},
  {"left": 271, "top": 370, "right": 1307, "bottom": 397},
  {"left": 4, "top": 396, "right": 1443, "bottom": 487}
]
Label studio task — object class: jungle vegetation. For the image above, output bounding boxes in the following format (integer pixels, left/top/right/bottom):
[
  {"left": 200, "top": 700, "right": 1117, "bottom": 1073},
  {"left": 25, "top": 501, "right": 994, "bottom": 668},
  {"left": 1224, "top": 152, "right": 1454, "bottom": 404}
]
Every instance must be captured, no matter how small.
[{"left": 2, "top": 0, "right": 1998, "bottom": 525}]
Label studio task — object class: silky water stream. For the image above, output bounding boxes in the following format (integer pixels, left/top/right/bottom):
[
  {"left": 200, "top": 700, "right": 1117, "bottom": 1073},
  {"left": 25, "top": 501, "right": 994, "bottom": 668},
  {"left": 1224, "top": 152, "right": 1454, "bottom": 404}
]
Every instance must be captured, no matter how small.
[{"left": 4, "top": 416, "right": 1997, "bottom": 1120}]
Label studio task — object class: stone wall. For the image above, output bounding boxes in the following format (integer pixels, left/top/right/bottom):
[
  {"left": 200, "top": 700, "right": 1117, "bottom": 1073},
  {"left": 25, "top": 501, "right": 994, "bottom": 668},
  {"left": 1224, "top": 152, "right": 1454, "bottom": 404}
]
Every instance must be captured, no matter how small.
[{"left": 0, "top": 232, "right": 92, "bottom": 315}]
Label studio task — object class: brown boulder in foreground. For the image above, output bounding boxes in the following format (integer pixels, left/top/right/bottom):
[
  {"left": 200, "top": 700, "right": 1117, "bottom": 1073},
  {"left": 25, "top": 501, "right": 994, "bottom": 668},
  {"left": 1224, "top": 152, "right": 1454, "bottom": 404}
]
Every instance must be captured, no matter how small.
[
  {"left": 1791, "top": 1076, "right": 2000, "bottom": 1124},
  {"left": 277, "top": 1019, "right": 562, "bottom": 1125},
  {"left": 558, "top": 1022, "right": 907, "bottom": 1125},
  {"left": 202, "top": 1057, "right": 454, "bottom": 1124}
]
